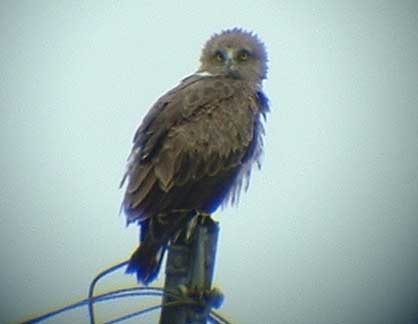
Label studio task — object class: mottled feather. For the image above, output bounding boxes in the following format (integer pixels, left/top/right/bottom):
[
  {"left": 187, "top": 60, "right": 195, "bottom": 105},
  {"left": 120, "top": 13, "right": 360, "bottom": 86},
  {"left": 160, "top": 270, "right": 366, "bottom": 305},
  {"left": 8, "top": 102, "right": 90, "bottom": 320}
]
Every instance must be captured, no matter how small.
[{"left": 121, "top": 28, "right": 269, "bottom": 284}]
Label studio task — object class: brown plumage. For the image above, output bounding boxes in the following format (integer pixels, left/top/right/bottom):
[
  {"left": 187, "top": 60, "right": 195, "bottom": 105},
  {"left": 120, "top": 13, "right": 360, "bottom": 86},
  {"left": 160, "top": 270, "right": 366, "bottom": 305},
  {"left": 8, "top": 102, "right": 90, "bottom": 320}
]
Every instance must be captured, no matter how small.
[{"left": 121, "top": 28, "right": 269, "bottom": 284}]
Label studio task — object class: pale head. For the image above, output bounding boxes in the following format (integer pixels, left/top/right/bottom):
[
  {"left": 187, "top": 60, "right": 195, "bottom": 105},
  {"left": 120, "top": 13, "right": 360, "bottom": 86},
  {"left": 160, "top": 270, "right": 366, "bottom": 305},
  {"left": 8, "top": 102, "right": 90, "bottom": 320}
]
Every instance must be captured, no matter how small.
[{"left": 199, "top": 28, "right": 268, "bottom": 84}]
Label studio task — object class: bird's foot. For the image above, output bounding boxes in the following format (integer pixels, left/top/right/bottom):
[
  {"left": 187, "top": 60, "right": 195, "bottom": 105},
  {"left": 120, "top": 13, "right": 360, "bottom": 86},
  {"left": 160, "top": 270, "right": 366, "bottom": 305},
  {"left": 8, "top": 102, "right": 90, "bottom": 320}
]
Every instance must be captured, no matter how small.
[
  {"left": 186, "top": 286, "right": 224, "bottom": 310},
  {"left": 184, "top": 210, "right": 214, "bottom": 241}
]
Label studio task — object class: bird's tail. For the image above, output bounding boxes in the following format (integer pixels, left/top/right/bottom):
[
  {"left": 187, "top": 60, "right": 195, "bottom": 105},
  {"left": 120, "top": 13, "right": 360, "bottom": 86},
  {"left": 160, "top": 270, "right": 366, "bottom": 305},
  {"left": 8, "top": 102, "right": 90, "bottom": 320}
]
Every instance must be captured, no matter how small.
[
  {"left": 126, "top": 237, "right": 167, "bottom": 285},
  {"left": 126, "top": 212, "right": 195, "bottom": 284}
]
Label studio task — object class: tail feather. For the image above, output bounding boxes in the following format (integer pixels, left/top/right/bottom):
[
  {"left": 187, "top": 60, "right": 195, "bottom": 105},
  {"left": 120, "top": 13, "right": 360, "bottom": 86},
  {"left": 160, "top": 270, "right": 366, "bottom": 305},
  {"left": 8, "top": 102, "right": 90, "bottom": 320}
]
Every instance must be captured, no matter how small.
[
  {"left": 126, "top": 239, "right": 166, "bottom": 284},
  {"left": 127, "top": 211, "right": 195, "bottom": 284}
]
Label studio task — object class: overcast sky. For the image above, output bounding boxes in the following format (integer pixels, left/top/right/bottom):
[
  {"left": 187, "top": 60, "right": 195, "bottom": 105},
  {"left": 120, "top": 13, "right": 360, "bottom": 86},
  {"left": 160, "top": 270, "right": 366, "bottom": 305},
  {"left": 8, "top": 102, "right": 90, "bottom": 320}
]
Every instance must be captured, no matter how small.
[{"left": 1, "top": 1, "right": 418, "bottom": 323}]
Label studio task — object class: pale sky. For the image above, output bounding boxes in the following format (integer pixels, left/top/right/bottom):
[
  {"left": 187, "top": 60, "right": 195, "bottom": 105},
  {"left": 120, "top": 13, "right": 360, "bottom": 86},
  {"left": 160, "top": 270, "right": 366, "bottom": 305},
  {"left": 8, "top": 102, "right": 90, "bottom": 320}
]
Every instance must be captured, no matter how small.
[{"left": 1, "top": 1, "right": 418, "bottom": 323}]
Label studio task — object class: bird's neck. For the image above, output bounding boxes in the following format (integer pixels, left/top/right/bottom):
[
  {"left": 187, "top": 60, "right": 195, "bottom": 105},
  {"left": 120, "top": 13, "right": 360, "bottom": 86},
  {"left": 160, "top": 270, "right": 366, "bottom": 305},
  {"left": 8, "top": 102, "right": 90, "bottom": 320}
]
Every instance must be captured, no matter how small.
[{"left": 194, "top": 70, "right": 262, "bottom": 91}]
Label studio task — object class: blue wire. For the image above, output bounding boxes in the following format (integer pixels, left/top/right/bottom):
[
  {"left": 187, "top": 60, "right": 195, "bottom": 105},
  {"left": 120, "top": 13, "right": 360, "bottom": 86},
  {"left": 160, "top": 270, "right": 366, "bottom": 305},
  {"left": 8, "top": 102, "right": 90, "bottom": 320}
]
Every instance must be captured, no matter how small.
[
  {"left": 21, "top": 286, "right": 183, "bottom": 324},
  {"left": 21, "top": 291, "right": 160, "bottom": 323},
  {"left": 20, "top": 286, "right": 229, "bottom": 324},
  {"left": 88, "top": 260, "right": 129, "bottom": 324},
  {"left": 103, "top": 301, "right": 197, "bottom": 324},
  {"left": 103, "top": 304, "right": 164, "bottom": 324}
]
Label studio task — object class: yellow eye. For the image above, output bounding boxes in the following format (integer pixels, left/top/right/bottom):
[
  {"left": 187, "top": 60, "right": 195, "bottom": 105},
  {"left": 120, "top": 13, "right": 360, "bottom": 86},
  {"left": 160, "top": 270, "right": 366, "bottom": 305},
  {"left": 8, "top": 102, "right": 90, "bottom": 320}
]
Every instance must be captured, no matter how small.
[
  {"left": 239, "top": 50, "right": 249, "bottom": 61},
  {"left": 215, "top": 51, "right": 224, "bottom": 62}
]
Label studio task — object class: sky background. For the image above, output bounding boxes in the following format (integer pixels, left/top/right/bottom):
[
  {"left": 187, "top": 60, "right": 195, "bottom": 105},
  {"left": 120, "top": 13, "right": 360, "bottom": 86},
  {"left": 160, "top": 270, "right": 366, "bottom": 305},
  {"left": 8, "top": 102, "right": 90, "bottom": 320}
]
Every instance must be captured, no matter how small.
[{"left": 1, "top": 1, "right": 418, "bottom": 323}]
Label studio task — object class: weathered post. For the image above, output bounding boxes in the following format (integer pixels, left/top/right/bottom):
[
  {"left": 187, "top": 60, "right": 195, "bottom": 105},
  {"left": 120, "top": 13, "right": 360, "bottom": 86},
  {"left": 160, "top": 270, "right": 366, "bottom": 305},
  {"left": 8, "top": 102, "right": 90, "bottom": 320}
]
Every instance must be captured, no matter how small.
[{"left": 159, "top": 215, "right": 222, "bottom": 323}]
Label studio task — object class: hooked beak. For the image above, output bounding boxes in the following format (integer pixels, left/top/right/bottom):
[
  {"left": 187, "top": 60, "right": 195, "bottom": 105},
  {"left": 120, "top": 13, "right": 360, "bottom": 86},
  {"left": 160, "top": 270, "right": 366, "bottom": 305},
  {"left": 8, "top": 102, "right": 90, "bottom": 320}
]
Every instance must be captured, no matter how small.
[{"left": 224, "top": 50, "right": 239, "bottom": 78}]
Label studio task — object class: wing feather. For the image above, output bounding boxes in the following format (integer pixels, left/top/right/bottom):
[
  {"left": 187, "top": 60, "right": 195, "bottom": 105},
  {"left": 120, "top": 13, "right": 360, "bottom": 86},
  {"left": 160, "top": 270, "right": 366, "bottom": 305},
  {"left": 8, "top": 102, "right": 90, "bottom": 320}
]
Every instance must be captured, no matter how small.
[
  {"left": 130, "top": 172, "right": 157, "bottom": 209},
  {"left": 127, "top": 163, "right": 153, "bottom": 194},
  {"left": 122, "top": 75, "right": 264, "bottom": 220}
]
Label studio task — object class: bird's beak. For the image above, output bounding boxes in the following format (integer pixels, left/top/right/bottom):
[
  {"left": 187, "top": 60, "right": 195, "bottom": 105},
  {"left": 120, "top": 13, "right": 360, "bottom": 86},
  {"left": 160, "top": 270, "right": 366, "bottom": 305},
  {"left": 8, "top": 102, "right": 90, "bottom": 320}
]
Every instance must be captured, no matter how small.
[
  {"left": 225, "top": 58, "right": 234, "bottom": 70},
  {"left": 225, "top": 50, "right": 239, "bottom": 77},
  {"left": 225, "top": 50, "right": 235, "bottom": 69}
]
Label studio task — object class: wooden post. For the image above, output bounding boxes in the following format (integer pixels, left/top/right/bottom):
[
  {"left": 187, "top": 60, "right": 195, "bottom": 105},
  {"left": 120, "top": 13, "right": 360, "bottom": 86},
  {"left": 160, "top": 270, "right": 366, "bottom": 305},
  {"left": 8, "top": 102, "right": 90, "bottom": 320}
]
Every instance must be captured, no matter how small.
[{"left": 159, "top": 215, "right": 221, "bottom": 324}]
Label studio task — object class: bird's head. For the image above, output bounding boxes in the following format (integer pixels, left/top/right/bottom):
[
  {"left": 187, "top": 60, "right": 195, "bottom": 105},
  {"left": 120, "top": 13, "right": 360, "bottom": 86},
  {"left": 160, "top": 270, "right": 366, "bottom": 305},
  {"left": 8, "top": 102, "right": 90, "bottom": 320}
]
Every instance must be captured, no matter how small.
[{"left": 199, "top": 28, "right": 268, "bottom": 84}]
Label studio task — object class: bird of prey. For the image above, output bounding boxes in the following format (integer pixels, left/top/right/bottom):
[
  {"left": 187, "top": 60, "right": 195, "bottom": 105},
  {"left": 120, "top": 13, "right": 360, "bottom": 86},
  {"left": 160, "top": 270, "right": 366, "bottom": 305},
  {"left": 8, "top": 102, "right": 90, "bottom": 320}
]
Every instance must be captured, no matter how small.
[{"left": 121, "top": 28, "right": 269, "bottom": 284}]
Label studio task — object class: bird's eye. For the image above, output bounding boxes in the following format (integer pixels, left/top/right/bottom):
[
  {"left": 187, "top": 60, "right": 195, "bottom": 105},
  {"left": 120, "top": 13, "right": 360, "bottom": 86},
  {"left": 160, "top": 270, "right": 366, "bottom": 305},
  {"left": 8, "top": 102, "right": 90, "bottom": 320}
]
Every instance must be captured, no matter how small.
[
  {"left": 238, "top": 50, "right": 250, "bottom": 62},
  {"left": 214, "top": 51, "right": 224, "bottom": 62}
]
